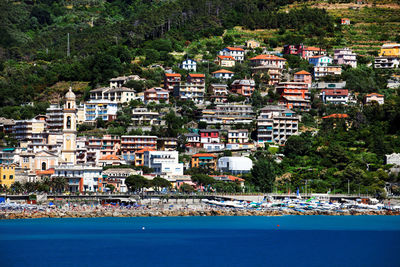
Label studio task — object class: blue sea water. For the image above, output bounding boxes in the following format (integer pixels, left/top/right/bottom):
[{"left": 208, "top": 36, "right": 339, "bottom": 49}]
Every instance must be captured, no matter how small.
[{"left": 0, "top": 216, "right": 400, "bottom": 267}]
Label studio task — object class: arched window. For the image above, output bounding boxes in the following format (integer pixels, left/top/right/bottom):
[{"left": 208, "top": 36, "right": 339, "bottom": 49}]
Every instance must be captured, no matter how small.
[
  {"left": 68, "top": 102, "right": 71, "bottom": 109},
  {"left": 67, "top": 116, "right": 71, "bottom": 129},
  {"left": 42, "top": 162, "right": 46, "bottom": 170}
]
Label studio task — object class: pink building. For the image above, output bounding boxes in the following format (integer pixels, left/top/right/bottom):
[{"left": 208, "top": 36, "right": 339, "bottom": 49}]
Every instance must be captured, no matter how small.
[
  {"left": 231, "top": 79, "right": 255, "bottom": 97},
  {"left": 294, "top": 70, "right": 312, "bottom": 87},
  {"left": 144, "top": 87, "right": 169, "bottom": 104}
]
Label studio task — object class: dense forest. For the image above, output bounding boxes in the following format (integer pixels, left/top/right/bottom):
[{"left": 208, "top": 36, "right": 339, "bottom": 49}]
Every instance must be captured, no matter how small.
[{"left": 0, "top": 0, "right": 336, "bottom": 108}]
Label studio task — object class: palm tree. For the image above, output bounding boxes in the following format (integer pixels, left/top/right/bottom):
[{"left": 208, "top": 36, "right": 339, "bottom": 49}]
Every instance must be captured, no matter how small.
[
  {"left": 11, "top": 182, "right": 23, "bottom": 194},
  {"left": 52, "top": 178, "right": 68, "bottom": 193}
]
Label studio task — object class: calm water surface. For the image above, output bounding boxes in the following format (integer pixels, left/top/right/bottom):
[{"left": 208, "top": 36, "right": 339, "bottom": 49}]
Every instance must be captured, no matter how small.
[{"left": 0, "top": 216, "right": 399, "bottom": 267}]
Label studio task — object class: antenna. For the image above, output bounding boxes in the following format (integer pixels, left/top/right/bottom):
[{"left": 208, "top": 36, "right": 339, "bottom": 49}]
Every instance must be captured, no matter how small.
[{"left": 67, "top": 33, "right": 70, "bottom": 57}]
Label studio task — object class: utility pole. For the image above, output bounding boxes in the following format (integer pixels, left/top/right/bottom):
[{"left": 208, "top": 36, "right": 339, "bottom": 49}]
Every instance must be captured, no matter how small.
[{"left": 67, "top": 33, "right": 70, "bottom": 57}]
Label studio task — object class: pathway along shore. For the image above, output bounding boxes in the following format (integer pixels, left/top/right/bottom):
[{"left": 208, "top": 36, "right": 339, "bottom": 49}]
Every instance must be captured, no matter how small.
[{"left": 1, "top": 207, "right": 399, "bottom": 219}]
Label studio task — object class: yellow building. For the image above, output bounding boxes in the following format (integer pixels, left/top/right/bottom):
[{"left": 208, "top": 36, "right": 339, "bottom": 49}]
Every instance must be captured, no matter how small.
[
  {"left": 0, "top": 164, "right": 16, "bottom": 188},
  {"left": 379, "top": 43, "right": 400, "bottom": 57}
]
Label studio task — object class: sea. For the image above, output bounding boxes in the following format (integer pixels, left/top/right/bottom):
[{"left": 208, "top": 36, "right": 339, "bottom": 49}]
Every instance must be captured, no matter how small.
[{"left": 0, "top": 215, "right": 399, "bottom": 267}]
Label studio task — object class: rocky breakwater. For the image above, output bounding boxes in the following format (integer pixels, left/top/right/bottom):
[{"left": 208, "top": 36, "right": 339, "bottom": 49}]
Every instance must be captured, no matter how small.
[{"left": 1, "top": 208, "right": 399, "bottom": 220}]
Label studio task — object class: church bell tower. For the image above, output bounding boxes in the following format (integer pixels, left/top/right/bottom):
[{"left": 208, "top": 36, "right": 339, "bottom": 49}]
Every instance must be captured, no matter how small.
[{"left": 61, "top": 87, "right": 77, "bottom": 164}]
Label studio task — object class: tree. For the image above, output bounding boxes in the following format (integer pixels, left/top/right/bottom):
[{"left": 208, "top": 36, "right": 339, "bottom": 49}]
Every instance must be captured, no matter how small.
[
  {"left": 106, "top": 184, "right": 115, "bottom": 193},
  {"left": 10, "top": 182, "right": 23, "bottom": 194},
  {"left": 151, "top": 177, "right": 171, "bottom": 192},
  {"left": 191, "top": 174, "right": 215, "bottom": 189},
  {"left": 284, "top": 133, "right": 312, "bottom": 158},
  {"left": 52, "top": 178, "right": 67, "bottom": 193},
  {"left": 126, "top": 175, "right": 149, "bottom": 193},
  {"left": 250, "top": 158, "right": 277, "bottom": 192},
  {"left": 179, "top": 183, "right": 195, "bottom": 193}
]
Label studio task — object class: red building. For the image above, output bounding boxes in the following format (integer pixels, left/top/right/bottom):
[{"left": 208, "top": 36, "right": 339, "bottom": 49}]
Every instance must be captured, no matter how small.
[
  {"left": 283, "top": 44, "right": 326, "bottom": 60},
  {"left": 199, "top": 129, "right": 220, "bottom": 144},
  {"left": 276, "top": 82, "right": 311, "bottom": 111}
]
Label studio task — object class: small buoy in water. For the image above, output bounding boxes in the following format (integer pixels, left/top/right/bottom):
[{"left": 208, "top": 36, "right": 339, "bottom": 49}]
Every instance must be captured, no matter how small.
[
  {"left": 142, "top": 227, "right": 145, "bottom": 230},
  {"left": 277, "top": 225, "right": 280, "bottom": 227}
]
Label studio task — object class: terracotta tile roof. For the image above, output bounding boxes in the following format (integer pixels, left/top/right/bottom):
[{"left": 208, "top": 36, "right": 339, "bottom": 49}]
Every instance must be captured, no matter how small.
[
  {"left": 192, "top": 153, "right": 217, "bottom": 158},
  {"left": 322, "top": 114, "right": 349, "bottom": 119},
  {"left": 305, "top": 46, "right": 326, "bottom": 51},
  {"left": 36, "top": 168, "right": 55, "bottom": 175},
  {"left": 321, "top": 89, "right": 349, "bottom": 96},
  {"left": 136, "top": 148, "right": 156, "bottom": 153},
  {"left": 366, "top": 93, "right": 384, "bottom": 97},
  {"left": 217, "top": 55, "right": 235, "bottom": 60},
  {"left": 212, "top": 69, "right": 234, "bottom": 74},
  {"left": 309, "top": 55, "right": 324, "bottom": 59},
  {"left": 211, "top": 175, "right": 245, "bottom": 182},
  {"left": 100, "top": 155, "right": 121, "bottom": 161},
  {"left": 250, "top": 54, "right": 286, "bottom": 61},
  {"left": 165, "top": 73, "right": 181, "bottom": 77},
  {"left": 188, "top": 73, "right": 205, "bottom": 78},
  {"left": 295, "top": 70, "right": 311, "bottom": 75},
  {"left": 225, "top": 46, "right": 245, "bottom": 51}
]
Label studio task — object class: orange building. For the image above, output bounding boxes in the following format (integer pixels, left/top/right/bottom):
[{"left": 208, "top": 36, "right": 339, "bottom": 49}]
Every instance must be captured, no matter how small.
[{"left": 191, "top": 153, "right": 217, "bottom": 170}]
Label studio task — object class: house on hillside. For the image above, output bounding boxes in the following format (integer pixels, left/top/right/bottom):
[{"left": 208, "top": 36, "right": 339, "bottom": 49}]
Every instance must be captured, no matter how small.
[
  {"left": 219, "top": 47, "right": 245, "bottom": 62},
  {"left": 212, "top": 69, "right": 235, "bottom": 80},
  {"left": 365, "top": 93, "right": 384, "bottom": 105},
  {"left": 341, "top": 18, "right": 351, "bottom": 25},
  {"left": 215, "top": 55, "right": 236, "bottom": 67},
  {"left": 180, "top": 59, "right": 197, "bottom": 72}
]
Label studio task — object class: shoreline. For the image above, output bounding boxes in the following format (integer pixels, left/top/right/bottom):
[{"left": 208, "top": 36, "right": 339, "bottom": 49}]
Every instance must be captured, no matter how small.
[{"left": 1, "top": 208, "right": 399, "bottom": 220}]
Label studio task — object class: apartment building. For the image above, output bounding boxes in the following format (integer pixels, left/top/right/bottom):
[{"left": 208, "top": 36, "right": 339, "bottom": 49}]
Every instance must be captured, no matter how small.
[
  {"left": 283, "top": 44, "right": 326, "bottom": 59},
  {"left": 209, "top": 84, "right": 228, "bottom": 103},
  {"left": 365, "top": 93, "right": 384, "bottom": 105},
  {"left": 13, "top": 116, "right": 47, "bottom": 141},
  {"left": 157, "top": 137, "right": 178, "bottom": 151},
  {"left": 309, "top": 55, "right": 333, "bottom": 67},
  {"left": 143, "top": 150, "right": 183, "bottom": 176},
  {"left": 294, "top": 70, "right": 312, "bottom": 87},
  {"left": 228, "top": 129, "right": 249, "bottom": 144},
  {"left": 379, "top": 43, "right": 400, "bottom": 57},
  {"left": 164, "top": 73, "right": 181, "bottom": 92},
  {"left": 320, "top": 89, "right": 349, "bottom": 105},
  {"left": 276, "top": 82, "right": 311, "bottom": 111},
  {"left": 109, "top": 75, "right": 143, "bottom": 88},
  {"left": 199, "top": 129, "right": 220, "bottom": 144},
  {"left": 45, "top": 104, "right": 64, "bottom": 132},
  {"left": 175, "top": 74, "right": 206, "bottom": 104},
  {"left": 374, "top": 57, "right": 400, "bottom": 69},
  {"left": 219, "top": 47, "right": 245, "bottom": 62},
  {"left": 231, "top": 79, "right": 255, "bottom": 97},
  {"left": 191, "top": 153, "right": 217, "bottom": 170},
  {"left": 257, "top": 105, "right": 299, "bottom": 145},
  {"left": 250, "top": 55, "right": 286, "bottom": 85},
  {"left": 180, "top": 59, "right": 197, "bottom": 72},
  {"left": 52, "top": 165, "right": 103, "bottom": 193},
  {"left": 313, "top": 66, "right": 342, "bottom": 80},
  {"left": 199, "top": 104, "right": 255, "bottom": 126},
  {"left": 131, "top": 108, "right": 165, "bottom": 126},
  {"left": 215, "top": 55, "right": 236, "bottom": 67},
  {"left": 89, "top": 87, "right": 136, "bottom": 104},
  {"left": 144, "top": 87, "right": 169, "bottom": 104},
  {"left": 84, "top": 100, "right": 118, "bottom": 122},
  {"left": 120, "top": 135, "right": 158, "bottom": 161},
  {"left": 184, "top": 133, "right": 201, "bottom": 148},
  {"left": 334, "top": 48, "right": 357, "bottom": 68}
]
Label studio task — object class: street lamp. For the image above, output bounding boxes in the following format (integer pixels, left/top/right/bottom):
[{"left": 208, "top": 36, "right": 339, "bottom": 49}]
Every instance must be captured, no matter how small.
[{"left": 347, "top": 179, "right": 350, "bottom": 195}]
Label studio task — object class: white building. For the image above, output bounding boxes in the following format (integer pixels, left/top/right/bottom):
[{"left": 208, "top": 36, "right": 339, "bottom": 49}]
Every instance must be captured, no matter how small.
[
  {"left": 217, "top": 156, "right": 253, "bottom": 175},
  {"left": 257, "top": 105, "right": 299, "bottom": 145},
  {"left": 180, "top": 59, "right": 197, "bottom": 72},
  {"left": 219, "top": 47, "right": 245, "bottom": 62},
  {"left": 212, "top": 69, "right": 234, "bottom": 80},
  {"left": 320, "top": 89, "right": 349, "bottom": 105},
  {"left": 228, "top": 129, "right": 249, "bottom": 144},
  {"left": 84, "top": 100, "right": 118, "bottom": 122},
  {"left": 52, "top": 164, "right": 103, "bottom": 193},
  {"left": 203, "top": 143, "right": 225, "bottom": 152},
  {"left": 89, "top": 87, "right": 136, "bottom": 104},
  {"left": 334, "top": 48, "right": 357, "bottom": 68},
  {"left": 143, "top": 150, "right": 183, "bottom": 176},
  {"left": 374, "top": 57, "right": 400, "bottom": 69},
  {"left": 309, "top": 55, "right": 333, "bottom": 67}
]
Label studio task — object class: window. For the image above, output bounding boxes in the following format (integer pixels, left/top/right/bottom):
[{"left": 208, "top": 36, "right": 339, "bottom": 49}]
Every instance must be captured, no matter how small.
[
  {"left": 68, "top": 102, "right": 71, "bottom": 109},
  {"left": 9, "top": 175, "right": 13, "bottom": 180},
  {"left": 3, "top": 175, "right": 5, "bottom": 179},
  {"left": 67, "top": 116, "right": 71, "bottom": 129},
  {"left": 42, "top": 162, "right": 46, "bottom": 170}
]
